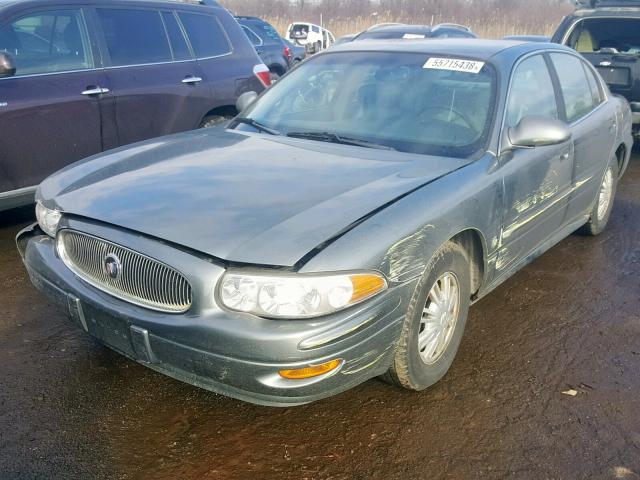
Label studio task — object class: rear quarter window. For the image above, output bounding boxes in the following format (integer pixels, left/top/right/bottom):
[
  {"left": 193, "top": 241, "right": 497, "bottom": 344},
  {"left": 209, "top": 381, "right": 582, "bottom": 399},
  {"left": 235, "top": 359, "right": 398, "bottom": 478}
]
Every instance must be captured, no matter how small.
[{"left": 178, "top": 12, "right": 230, "bottom": 58}]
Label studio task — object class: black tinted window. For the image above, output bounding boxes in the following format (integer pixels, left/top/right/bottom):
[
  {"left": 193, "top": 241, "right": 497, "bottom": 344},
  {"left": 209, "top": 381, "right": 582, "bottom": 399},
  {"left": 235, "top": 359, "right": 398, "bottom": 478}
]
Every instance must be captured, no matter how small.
[
  {"left": 0, "top": 9, "right": 92, "bottom": 76},
  {"left": 178, "top": 13, "right": 230, "bottom": 58},
  {"left": 162, "top": 11, "right": 191, "bottom": 61},
  {"left": 97, "top": 9, "right": 171, "bottom": 66},
  {"left": 551, "top": 53, "right": 595, "bottom": 122}
]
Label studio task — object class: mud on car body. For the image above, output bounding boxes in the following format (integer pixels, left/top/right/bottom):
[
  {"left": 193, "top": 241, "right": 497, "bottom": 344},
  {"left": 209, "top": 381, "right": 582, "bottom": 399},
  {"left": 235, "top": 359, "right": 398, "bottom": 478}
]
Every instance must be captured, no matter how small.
[{"left": 18, "top": 39, "right": 632, "bottom": 406}]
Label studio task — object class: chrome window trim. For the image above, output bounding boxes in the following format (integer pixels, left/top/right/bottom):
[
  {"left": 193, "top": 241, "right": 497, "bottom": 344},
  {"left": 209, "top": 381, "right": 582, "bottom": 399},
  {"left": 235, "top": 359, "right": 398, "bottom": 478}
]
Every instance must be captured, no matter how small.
[
  {"left": 0, "top": 50, "right": 232, "bottom": 80},
  {"left": 0, "top": 67, "right": 100, "bottom": 80}
]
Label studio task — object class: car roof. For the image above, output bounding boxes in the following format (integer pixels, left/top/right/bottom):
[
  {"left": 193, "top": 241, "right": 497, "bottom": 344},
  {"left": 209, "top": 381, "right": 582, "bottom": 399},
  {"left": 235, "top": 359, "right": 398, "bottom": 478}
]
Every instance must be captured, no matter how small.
[
  {"left": 328, "top": 38, "right": 570, "bottom": 61},
  {"left": 0, "top": 0, "right": 222, "bottom": 9}
]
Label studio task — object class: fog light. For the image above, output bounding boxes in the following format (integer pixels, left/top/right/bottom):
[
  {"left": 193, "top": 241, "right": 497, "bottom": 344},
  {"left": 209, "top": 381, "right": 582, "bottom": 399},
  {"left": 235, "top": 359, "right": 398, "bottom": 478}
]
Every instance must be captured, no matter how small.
[{"left": 279, "top": 359, "right": 342, "bottom": 380}]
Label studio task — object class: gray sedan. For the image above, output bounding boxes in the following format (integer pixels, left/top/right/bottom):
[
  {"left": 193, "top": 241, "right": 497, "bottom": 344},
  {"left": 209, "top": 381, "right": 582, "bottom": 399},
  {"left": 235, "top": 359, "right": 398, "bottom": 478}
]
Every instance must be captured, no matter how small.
[{"left": 18, "top": 40, "right": 633, "bottom": 406}]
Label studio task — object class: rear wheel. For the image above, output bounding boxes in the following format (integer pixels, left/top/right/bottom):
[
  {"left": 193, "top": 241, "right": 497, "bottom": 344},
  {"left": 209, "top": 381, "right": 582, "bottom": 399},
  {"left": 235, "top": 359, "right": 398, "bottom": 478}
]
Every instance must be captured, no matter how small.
[
  {"left": 387, "top": 241, "right": 471, "bottom": 390},
  {"left": 578, "top": 159, "right": 617, "bottom": 236}
]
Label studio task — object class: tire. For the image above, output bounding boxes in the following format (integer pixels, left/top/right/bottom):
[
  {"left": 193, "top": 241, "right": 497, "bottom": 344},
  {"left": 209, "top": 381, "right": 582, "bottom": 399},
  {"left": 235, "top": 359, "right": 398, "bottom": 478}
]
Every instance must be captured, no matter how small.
[
  {"left": 387, "top": 241, "right": 471, "bottom": 390},
  {"left": 270, "top": 70, "right": 281, "bottom": 83},
  {"left": 199, "top": 114, "right": 232, "bottom": 129},
  {"left": 577, "top": 158, "right": 618, "bottom": 236}
]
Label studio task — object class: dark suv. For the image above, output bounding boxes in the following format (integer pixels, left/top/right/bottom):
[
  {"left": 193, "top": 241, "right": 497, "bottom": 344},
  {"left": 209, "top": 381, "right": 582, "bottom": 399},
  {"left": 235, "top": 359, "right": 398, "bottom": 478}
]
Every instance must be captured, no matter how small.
[
  {"left": 0, "top": 0, "right": 270, "bottom": 210},
  {"left": 236, "top": 16, "right": 291, "bottom": 79},
  {"left": 552, "top": 0, "right": 640, "bottom": 138}
]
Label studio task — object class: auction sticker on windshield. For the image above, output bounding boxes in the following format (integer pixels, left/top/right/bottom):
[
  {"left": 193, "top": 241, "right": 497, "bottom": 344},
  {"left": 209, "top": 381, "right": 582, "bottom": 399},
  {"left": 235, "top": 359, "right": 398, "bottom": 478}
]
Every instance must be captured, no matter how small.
[{"left": 424, "top": 58, "right": 485, "bottom": 74}]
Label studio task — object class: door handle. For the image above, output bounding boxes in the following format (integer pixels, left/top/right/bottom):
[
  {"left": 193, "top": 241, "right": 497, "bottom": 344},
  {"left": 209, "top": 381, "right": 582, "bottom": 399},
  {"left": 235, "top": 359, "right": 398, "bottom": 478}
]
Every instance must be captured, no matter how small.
[
  {"left": 182, "top": 76, "right": 203, "bottom": 85},
  {"left": 560, "top": 151, "right": 570, "bottom": 161},
  {"left": 82, "top": 87, "right": 109, "bottom": 96}
]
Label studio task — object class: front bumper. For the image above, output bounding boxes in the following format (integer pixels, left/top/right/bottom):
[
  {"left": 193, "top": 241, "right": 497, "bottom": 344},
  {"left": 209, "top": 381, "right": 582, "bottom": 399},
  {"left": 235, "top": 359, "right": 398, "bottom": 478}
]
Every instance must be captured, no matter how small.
[{"left": 17, "top": 219, "right": 415, "bottom": 406}]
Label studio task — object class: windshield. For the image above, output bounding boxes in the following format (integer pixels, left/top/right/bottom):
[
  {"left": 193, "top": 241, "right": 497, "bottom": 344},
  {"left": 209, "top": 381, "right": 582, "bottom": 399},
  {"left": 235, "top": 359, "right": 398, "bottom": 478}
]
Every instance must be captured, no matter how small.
[{"left": 240, "top": 51, "right": 496, "bottom": 158}]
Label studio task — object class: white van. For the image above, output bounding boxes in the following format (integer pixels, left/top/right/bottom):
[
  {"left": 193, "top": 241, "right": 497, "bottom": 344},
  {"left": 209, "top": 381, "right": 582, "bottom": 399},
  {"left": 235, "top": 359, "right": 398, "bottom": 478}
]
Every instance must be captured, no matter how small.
[{"left": 286, "top": 22, "right": 335, "bottom": 54}]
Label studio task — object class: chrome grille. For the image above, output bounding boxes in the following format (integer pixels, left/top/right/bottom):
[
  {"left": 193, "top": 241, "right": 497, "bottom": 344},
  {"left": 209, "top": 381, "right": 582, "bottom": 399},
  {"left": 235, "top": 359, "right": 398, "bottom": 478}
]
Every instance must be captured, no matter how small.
[{"left": 57, "top": 230, "right": 192, "bottom": 313}]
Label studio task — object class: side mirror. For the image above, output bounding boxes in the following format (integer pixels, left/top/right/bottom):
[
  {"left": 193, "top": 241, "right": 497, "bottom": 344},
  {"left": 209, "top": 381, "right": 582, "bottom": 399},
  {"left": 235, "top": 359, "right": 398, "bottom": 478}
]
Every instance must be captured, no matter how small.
[
  {"left": 507, "top": 116, "right": 571, "bottom": 149},
  {"left": 236, "top": 91, "right": 258, "bottom": 114},
  {"left": 0, "top": 52, "right": 16, "bottom": 78}
]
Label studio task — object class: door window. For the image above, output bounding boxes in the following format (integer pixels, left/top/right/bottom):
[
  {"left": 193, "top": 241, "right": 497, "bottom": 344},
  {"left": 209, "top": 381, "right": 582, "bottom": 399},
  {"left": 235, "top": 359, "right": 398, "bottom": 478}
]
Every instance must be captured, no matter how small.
[
  {"left": 550, "top": 53, "right": 596, "bottom": 122},
  {"left": 178, "top": 13, "right": 230, "bottom": 58},
  {"left": 0, "top": 9, "right": 92, "bottom": 76},
  {"left": 161, "top": 12, "right": 191, "bottom": 61},
  {"left": 96, "top": 8, "right": 172, "bottom": 66},
  {"left": 506, "top": 54, "right": 558, "bottom": 128}
]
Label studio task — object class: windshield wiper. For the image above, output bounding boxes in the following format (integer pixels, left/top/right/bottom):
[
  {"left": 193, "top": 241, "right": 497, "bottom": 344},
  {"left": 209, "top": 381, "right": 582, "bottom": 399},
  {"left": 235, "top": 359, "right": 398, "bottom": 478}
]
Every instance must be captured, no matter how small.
[
  {"left": 233, "top": 117, "right": 281, "bottom": 135},
  {"left": 286, "top": 131, "right": 395, "bottom": 151}
]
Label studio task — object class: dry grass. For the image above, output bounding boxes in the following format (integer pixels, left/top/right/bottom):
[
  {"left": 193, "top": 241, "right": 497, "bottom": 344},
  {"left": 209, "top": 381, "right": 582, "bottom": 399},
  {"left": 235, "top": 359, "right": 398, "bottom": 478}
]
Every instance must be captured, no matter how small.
[
  {"left": 265, "top": 13, "right": 564, "bottom": 39},
  {"left": 226, "top": 1, "right": 573, "bottom": 39}
]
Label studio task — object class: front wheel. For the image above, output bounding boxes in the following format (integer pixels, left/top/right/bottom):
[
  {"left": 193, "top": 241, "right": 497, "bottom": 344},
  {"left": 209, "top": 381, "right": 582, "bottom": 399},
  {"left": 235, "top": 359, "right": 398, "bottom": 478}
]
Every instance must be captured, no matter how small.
[
  {"left": 578, "top": 160, "right": 618, "bottom": 236},
  {"left": 387, "top": 241, "right": 471, "bottom": 390}
]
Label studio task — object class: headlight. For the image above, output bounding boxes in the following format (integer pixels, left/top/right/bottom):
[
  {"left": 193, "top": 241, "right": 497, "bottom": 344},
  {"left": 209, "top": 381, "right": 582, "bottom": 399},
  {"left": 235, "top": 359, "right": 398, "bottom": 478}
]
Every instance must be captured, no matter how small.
[
  {"left": 219, "top": 271, "right": 387, "bottom": 319},
  {"left": 35, "top": 201, "right": 62, "bottom": 237}
]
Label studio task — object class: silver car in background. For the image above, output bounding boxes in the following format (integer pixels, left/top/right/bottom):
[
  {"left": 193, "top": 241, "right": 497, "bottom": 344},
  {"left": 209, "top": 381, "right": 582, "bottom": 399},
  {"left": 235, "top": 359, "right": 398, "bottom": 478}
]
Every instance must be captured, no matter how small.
[{"left": 18, "top": 40, "right": 633, "bottom": 406}]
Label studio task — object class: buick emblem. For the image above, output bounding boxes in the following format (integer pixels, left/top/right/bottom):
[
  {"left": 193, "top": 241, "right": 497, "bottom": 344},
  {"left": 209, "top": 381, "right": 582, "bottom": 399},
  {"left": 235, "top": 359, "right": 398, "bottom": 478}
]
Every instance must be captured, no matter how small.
[{"left": 103, "top": 253, "right": 122, "bottom": 280}]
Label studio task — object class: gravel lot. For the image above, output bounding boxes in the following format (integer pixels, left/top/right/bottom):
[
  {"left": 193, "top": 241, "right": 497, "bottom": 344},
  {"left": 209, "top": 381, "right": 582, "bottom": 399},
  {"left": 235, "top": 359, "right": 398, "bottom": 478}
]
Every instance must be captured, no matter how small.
[{"left": 1, "top": 157, "right": 639, "bottom": 480}]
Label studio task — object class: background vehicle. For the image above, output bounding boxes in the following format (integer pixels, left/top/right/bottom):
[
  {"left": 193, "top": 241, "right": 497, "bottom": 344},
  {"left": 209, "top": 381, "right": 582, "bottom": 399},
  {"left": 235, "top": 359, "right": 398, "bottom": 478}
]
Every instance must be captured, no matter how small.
[
  {"left": 285, "top": 22, "right": 335, "bottom": 54},
  {"left": 0, "top": 0, "right": 269, "bottom": 211},
  {"left": 283, "top": 38, "right": 305, "bottom": 65},
  {"left": 236, "top": 16, "right": 291, "bottom": 79},
  {"left": 552, "top": 0, "right": 640, "bottom": 138},
  {"left": 350, "top": 23, "right": 477, "bottom": 42}
]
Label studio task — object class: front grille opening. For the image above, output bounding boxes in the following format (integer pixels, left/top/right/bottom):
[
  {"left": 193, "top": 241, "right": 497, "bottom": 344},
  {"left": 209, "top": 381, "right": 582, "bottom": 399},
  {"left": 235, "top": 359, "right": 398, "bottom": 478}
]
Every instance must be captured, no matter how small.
[{"left": 57, "top": 230, "right": 192, "bottom": 313}]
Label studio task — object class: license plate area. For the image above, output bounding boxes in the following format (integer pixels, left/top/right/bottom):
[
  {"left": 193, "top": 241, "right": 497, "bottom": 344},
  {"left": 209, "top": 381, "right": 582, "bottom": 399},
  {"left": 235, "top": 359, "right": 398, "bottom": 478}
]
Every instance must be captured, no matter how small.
[
  {"left": 80, "top": 302, "right": 136, "bottom": 357},
  {"left": 597, "top": 66, "right": 631, "bottom": 87}
]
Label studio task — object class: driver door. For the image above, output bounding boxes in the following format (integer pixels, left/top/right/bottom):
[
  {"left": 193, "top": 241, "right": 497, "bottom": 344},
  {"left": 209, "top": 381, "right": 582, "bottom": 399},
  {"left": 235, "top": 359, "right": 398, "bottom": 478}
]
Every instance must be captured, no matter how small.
[{"left": 497, "top": 53, "right": 574, "bottom": 273}]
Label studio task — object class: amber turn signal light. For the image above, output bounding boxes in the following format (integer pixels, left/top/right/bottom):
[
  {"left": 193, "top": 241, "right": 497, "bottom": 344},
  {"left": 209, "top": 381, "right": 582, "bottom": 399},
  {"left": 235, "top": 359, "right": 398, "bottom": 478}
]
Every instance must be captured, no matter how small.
[
  {"left": 279, "top": 359, "right": 342, "bottom": 380},
  {"left": 349, "top": 274, "right": 387, "bottom": 304}
]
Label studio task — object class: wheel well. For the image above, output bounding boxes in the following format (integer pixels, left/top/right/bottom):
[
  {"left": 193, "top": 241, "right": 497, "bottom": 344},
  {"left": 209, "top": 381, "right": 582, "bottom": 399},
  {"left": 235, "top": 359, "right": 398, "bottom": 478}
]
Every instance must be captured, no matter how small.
[
  {"left": 615, "top": 144, "right": 626, "bottom": 176},
  {"left": 450, "top": 229, "right": 485, "bottom": 298},
  {"left": 269, "top": 64, "right": 286, "bottom": 75},
  {"left": 202, "top": 105, "right": 237, "bottom": 123}
]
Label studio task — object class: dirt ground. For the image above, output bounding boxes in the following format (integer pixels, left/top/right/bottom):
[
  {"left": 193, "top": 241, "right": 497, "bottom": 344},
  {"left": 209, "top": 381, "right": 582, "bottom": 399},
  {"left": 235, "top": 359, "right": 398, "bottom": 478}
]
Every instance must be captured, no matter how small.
[{"left": 1, "top": 158, "right": 639, "bottom": 480}]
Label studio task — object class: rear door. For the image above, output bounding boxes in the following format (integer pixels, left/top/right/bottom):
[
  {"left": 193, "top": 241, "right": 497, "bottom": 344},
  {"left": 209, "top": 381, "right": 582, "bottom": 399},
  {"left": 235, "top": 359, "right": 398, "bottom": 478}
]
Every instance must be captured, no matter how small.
[
  {"left": 498, "top": 53, "right": 574, "bottom": 272},
  {"left": 548, "top": 52, "right": 615, "bottom": 219},
  {"left": 92, "top": 6, "right": 211, "bottom": 145},
  {"left": 177, "top": 11, "right": 238, "bottom": 112},
  {"left": 0, "top": 7, "right": 103, "bottom": 192}
]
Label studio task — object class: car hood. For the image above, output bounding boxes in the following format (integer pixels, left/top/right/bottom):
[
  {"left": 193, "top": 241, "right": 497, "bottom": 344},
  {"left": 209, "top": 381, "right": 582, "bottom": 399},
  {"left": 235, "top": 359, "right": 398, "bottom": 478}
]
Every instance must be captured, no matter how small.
[{"left": 39, "top": 129, "right": 472, "bottom": 267}]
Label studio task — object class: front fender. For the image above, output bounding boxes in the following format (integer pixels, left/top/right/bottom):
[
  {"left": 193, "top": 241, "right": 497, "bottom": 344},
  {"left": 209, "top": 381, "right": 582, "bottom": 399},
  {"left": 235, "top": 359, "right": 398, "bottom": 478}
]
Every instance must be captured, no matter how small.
[{"left": 300, "top": 154, "right": 503, "bottom": 289}]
